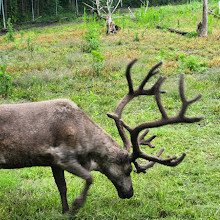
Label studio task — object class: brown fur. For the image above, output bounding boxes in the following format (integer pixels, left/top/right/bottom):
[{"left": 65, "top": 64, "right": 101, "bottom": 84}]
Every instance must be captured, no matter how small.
[{"left": 0, "top": 99, "right": 133, "bottom": 213}]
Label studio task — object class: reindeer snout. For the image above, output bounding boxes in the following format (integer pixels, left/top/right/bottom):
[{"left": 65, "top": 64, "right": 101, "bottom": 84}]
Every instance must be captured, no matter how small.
[
  {"left": 126, "top": 186, "right": 134, "bottom": 198},
  {"left": 118, "top": 186, "right": 133, "bottom": 199}
]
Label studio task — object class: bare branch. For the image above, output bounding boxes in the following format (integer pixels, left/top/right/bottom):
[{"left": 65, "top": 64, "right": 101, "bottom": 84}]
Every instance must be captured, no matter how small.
[
  {"left": 82, "top": 2, "right": 95, "bottom": 10},
  {"left": 112, "top": 0, "right": 122, "bottom": 14}
]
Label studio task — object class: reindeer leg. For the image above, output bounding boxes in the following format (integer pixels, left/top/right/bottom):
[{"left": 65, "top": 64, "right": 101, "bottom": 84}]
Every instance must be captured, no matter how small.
[
  {"left": 51, "top": 166, "right": 69, "bottom": 213},
  {"left": 58, "top": 159, "right": 93, "bottom": 213}
]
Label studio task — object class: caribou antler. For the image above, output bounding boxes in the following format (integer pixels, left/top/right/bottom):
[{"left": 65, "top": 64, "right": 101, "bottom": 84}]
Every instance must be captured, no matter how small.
[{"left": 108, "top": 59, "right": 202, "bottom": 173}]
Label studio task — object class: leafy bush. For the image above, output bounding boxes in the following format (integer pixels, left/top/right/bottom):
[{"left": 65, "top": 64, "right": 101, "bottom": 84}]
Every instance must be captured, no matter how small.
[
  {"left": 134, "top": 31, "right": 140, "bottom": 41},
  {"left": 178, "top": 55, "right": 208, "bottom": 73},
  {"left": 91, "top": 50, "right": 104, "bottom": 75},
  {"left": 82, "top": 25, "right": 101, "bottom": 53},
  {"left": 0, "top": 65, "right": 13, "bottom": 97},
  {"left": 26, "top": 32, "right": 37, "bottom": 55},
  {"left": 186, "top": 31, "right": 198, "bottom": 38},
  {"left": 5, "top": 18, "right": 15, "bottom": 42}
]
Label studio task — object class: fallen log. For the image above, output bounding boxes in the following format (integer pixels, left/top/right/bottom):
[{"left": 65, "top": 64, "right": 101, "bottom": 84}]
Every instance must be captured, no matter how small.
[
  {"left": 208, "top": 10, "right": 220, "bottom": 19},
  {"left": 156, "top": 25, "right": 189, "bottom": 35}
]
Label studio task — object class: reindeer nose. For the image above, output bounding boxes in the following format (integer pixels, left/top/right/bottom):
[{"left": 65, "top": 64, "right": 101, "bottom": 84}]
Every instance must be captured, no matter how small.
[
  {"left": 127, "top": 186, "right": 134, "bottom": 198},
  {"left": 118, "top": 186, "right": 133, "bottom": 199},
  {"left": 123, "top": 186, "right": 133, "bottom": 199}
]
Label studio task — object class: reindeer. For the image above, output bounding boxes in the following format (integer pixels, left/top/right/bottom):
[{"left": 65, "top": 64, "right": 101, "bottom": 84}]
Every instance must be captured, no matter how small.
[{"left": 0, "top": 59, "right": 202, "bottom": 214}]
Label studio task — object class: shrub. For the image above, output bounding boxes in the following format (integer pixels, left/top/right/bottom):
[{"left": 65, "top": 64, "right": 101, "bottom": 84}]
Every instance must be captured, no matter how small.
[
  {"left": 134, "top": 31, "right": 140, "bottom": 41},
  {"left": 186, "top": 31, "right": 198, "bottom": 38},
  {"left": 178, "top": 55, "right": 208, "bottom": 73},
  {"left": 82, "top": 25, "right": 101, "bottom": 53},
  {"left": 5, "top": 18, "right": 15, "bottom": 42},
  {"left": 0, "top": 65, "right": 13, "bottom": 97},
  {"left": 91, "top": 50, "right": 104, "bottom": 75}
]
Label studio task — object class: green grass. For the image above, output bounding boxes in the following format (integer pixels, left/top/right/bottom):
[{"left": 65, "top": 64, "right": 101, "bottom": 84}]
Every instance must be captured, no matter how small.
[{"left": 0, "top": 2, "right": 220, "bottom": 219}]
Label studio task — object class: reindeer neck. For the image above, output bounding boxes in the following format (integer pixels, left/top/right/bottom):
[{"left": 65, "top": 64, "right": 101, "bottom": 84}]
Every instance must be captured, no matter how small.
[{"left": 77, "top": 111, "right": 123, "bottom": 160}]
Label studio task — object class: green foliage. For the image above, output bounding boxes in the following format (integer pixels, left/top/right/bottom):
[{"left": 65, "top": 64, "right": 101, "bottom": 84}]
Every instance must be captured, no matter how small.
[
  {"left": 5, "top": 18, "right": 15, "bottom": 42},
  {"left": 134, "top": 31, "right": 140, "bottom": 41},
  {"left": 208, "top": 14, "right": 214, "bottom": 34},
  {"left": 82, "top": 25, "right": 101, "bottom": 53},
  {"left": 13, "top": 30, "right": 25, "bottom": 49},
  {"left": 91, "top": 50, "right": 104, "bottom": 75},
  {"left": 136, "top": 6, "right": 161, "bottom": 28},
  {"left": 214, "top": 6, "right": 220, "bottom": 15},
  {"left": 26, "top": 32, "right": 37, "bottom": 54},
  {"left": 186, "top": 31, "right": 198, "bottom": 38},
  {"left": 0, "top": 65, "right": 13, "bottom": 97},
  {"left": 116, "top": 39, "right": 123, "bottom": 45},
  {"left": 83, "top": 7, "right": 87, "bottom": 24},
  {"left": 178, "top": 55, "right": 208, "bottom": 73}
]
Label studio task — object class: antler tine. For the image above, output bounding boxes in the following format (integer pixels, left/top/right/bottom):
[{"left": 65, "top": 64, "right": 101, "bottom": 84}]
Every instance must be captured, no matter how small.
[
  {"left": 179, "top": 74, "right": 203, "bottom": 121},
  {"left": 126, "top": 58, "right": 138, "bottom": 94},
  {"left": 129, "top": 71, "right": 202, "bottom": 166},
  {"left": 108, "top": 59, "right": 163, "bottom": 152},
  {"left": 154, "top": 76, "right": 168, "bottom": 119},
  {"left": 115, "top": 60, "right": 163, "bottom": 117},
  {"left": 138, "top": 129, "right": 156, "bottom": 148},
  {"left": 109, "top": 60, "right": 202, "bottom": 161},
  {"left": 107, "top": 112, "right": 131, "bottom": 150},
  {"left": 134, "top": 148, "right": 165, "bottom": 173},
  {"left": 138, "top": 61, "right": 163, "bottom": 92},
  {"left": 136, "top": 150, "right": 186, "bottom": 167},
  {"left": 107, "top": 59, "right": 138, "bottom": 151}
]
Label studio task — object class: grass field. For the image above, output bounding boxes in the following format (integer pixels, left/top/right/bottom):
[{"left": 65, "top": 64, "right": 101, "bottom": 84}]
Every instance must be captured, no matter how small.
[{"left": 0, "top": 1, "right": 219, "bottom": 219}]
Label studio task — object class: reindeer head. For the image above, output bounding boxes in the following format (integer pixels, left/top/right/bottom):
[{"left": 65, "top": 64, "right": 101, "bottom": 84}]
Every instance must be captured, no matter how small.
[
  {"left": 96, "top": 148, "right": 133, "bottom": 199},
  {"left": 106, "top": 59, "right": 202, "bottom": 195}
]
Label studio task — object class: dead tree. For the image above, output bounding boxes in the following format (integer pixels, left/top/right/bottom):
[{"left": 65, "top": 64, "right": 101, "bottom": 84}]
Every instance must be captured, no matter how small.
[
  {"left": 83, "top": 0, "right": 121, "bottom": 34},
  {"left": 197, "top": 0, "right": 208, "bottom": 37},
  {"left": 0, "top": 60, "right": 202, "bottom": 214}
]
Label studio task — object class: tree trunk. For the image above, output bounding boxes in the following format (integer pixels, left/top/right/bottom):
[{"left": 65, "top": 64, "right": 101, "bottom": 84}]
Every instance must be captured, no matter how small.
[
  {"left": 3, "top": 0, "right": 7, "bottom": 22},
  {"left": 1, "top": 0, "right": 6, "bottom": 29},
  {"left": 37, "top": 0, "right": 39, "bottom": 17},
  {"left": 31, "top": 0, "right": 34, "bottom": 21},
  {"left": 197, "top": 0, "right": 208, "bottom": 37},
  {"left": 21, "top": 0, "right": 25, "bottom": 15},
  {"left": 76, "top": 0, "right": 78, "bottom": 15}
]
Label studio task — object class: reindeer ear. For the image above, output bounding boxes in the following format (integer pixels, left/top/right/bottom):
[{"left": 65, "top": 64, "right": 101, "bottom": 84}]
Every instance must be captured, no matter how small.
[{"left": 116, "top": 152, "right": 128, "bottom": 164}]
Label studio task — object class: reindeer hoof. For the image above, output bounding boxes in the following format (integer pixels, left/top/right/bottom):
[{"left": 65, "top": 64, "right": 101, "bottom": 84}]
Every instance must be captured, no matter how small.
[{"left": 71, "top": 196, "right": 85, "bottom": 213}]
